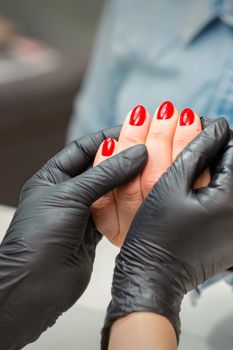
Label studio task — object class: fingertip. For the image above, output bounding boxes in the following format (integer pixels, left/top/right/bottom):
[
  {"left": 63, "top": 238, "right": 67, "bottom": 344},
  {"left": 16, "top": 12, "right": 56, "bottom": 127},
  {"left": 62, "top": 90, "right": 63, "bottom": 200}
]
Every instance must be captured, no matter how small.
[
  {"left": 116, "top": 106, "right": 151, "bottom": 151},
  {"left": 200, "top": 116, "right": 229, "bottom": 133},
  {"left": 177, "top": 108, "right": 201, "bottom": 128},
  {"left": 203, "top": 117, "right": 229, "bottom": 143},
  {"left": 216, "top": 117, "right": 230, "bottom": 133},
  {"left": 93, "top": 138, "right": 118, "bottom": 166},
  {"left": 200, "top": 116, "right": 215, "bottom": 129},
  {"left": 127, "top": 105, "right": 150, "bottom": 126},
  {"left": 172, "top": 109, "right": 202, "bottom": 161},
  {"left": 154, "top": 101, "right": 178, "bottom": 120}
]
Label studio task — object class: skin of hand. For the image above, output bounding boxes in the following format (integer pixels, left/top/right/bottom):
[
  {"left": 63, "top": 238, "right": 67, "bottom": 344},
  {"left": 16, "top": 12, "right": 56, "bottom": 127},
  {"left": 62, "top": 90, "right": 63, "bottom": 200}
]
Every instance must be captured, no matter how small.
[
  {"left": 92, "top": 104, "right": 210, "bottom": 247},
  {"left": 102, "top": 118, "right": 233, "bottom": 349},
  {"left": 0, "top": 126, "right": 148, "bottom": 350},
  {"left": 109, "top": 312, "right": 177, "bottom": 350}
]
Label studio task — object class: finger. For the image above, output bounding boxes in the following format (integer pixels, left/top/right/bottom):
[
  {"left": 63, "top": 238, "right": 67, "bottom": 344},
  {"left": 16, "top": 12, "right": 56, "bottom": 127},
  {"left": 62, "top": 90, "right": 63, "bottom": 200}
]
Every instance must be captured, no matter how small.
[
  {"left": 92, "top": 138, "right": 119, "bottom": 243},
  {"left": 67, "top": 144, "right": 148, "bottom": 206},
  {"left": 114, "top": 105, "right": 150, "bottom": 235},
  {"left": 172, "top": 109, "right": 211, "bottom": 189},
  {"left": 33, "top": 125, "right": 123, "bottom": 184},
  {"left": 200, "top": 116, "right": 216, "bottom": 129},
  {"left": 141, "top": 101, "right": 179, "bottom": 198},
  {"left": 116, "top": 106, "right": 150, "bottom": 152},
  {"left": 201, "top": 116, "right": 226, "bottom": 177},
  {"left": 159, "top": 118, "right": 229, "bottom": 194},
  {"left": 208, "top": 130, "right": 233, "bottom": 191},
  {"left": 172, "top": 108, "right": 202, "bottom": 159},
  {"left": 93, "top": 138, "right": 117, "bottom": 166}
]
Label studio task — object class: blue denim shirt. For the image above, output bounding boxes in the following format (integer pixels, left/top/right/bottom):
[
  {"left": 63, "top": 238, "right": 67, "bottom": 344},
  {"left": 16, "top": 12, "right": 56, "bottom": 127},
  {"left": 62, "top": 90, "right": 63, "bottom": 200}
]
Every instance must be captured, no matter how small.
[{"left": 68, "top": 0, "right": 233, "bottom": 140}]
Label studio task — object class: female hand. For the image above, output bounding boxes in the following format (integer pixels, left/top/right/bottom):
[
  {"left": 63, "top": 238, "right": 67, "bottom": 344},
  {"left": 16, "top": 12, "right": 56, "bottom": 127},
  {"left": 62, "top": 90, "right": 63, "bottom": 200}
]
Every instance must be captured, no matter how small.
[
  {"left": 101, "top": 118, "right": 233, "bottom": 349},
  {"left": 0, "top": 126, "right": 147, "bottom": 350},
  {"left": 92, "top": 102, "right": 210, "bottom": 246}
]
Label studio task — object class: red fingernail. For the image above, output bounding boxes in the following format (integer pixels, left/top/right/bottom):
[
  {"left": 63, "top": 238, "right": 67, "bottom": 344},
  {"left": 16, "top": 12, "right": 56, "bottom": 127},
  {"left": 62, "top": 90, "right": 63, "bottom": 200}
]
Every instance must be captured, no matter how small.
[
  {"left": 157, "top": 101, "right": 174, "bottom": 120},
  {"left": 129, "top": 105, "right": 146, "bottom": 126},
  {"left": 102, "top": 138, "right": 115, "bottom": 156},
  {"left": 180, "top": 108, "right": 195, "bottom": 126}
]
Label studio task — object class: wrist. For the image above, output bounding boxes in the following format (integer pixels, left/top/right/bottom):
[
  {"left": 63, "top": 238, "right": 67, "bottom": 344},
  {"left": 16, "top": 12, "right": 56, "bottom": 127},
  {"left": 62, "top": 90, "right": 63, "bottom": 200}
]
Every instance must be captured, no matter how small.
[
  {"left": 101, "top": 239, "right": 185, "bottom": 349},
  {"left": 108, "top": 312, "right": 177, "bottom": 350}
]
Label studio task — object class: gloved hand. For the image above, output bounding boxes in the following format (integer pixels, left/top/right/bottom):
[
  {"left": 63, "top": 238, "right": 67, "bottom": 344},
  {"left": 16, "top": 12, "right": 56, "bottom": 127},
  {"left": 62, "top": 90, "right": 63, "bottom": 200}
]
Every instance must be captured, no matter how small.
[
  {"left": 0, "top": 126, "right": 148, "bottom": 350},
  {"left": 102, "top": 117, "right": 233, "bottom": 349}
]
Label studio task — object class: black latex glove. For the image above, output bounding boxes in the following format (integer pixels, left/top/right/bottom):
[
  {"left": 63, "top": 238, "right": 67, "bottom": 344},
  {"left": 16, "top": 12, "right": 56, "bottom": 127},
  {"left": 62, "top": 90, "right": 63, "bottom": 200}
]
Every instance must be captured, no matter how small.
[
  {"left": 0, "top": 126, "right": 148, "bottom": 350},
  {"left": 102, "top": 117, "right": 233, "bottom": 349}
]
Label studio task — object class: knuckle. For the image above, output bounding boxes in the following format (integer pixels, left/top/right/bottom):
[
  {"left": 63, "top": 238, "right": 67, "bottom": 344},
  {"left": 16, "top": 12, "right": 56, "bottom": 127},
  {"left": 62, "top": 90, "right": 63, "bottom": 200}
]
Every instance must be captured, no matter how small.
[
  {"left": 91, "top": 194, "right": 113, "bottom": 212},
  {"left": 148, "top": 129, "right": 171, "bottom": 142},
  {"left": 120, "top": 134, "right": 139, "bottom": 146},
  {"left": 173, "top": 134, "right": 193, "bottom": 149}
]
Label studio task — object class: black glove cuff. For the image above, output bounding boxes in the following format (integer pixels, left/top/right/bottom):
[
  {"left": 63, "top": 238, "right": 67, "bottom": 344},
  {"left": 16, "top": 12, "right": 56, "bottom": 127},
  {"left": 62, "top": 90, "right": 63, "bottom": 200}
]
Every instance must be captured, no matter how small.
[
  {"left": 101, "top": 297, "right": 181, "bottom": 350},
  {"left": 101, "top": 238, "right": 187, "bottom": 349}
]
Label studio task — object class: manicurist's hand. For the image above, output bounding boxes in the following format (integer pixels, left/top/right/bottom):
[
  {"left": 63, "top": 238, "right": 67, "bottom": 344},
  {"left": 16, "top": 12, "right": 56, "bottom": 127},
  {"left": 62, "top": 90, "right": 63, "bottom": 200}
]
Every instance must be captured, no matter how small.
[
  {"left": 102, "top": 118, "right": 233, "bottom": 349},
  {"left": 0, "top": 126, "right": 147, "bottom": 350}
]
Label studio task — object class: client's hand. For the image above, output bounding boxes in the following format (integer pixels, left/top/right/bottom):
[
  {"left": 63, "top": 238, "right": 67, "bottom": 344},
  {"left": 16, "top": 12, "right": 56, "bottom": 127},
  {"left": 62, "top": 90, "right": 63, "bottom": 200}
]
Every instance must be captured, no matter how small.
[
  {"left": 0, "top": 126, "right": 147, "bottom": 350},
  {"left": 102, "top": 118, "right": 233, "bottom": 349},
  {"left": 92, "top": 102, "right": 210, "bottom": 246}
]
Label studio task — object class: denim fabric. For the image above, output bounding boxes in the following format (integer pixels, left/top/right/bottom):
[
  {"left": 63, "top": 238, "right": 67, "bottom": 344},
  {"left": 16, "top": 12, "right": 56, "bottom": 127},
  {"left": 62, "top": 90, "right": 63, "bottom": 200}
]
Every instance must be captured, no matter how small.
[
  {"left": 67, "top": 0, "right": 233, "bottom": 141},
  {"left": 67, "top": 0, "right": 233, "bottom": 294}
]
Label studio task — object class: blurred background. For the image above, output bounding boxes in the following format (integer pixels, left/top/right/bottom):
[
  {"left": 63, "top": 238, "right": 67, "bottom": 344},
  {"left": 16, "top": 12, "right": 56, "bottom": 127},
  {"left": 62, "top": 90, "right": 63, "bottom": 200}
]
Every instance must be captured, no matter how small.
[
  {"left": 0, "top": 0, "right": 105, "bottom": 206},
  {"left": 1, "top": 0, "right": 233, "bottom": 208},
  {"left": 1, "top": 2, "right": 233, "bottom": 349}
]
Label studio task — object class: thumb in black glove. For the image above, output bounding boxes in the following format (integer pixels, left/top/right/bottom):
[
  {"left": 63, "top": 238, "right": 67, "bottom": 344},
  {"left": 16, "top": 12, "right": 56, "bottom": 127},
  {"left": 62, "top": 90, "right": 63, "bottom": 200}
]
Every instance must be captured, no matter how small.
[
  {"left": 0, "top": 126, "right": 148, "bottom": 350},
  {"left": 102, "top": 117, "right": 233, "bottom": 348}
]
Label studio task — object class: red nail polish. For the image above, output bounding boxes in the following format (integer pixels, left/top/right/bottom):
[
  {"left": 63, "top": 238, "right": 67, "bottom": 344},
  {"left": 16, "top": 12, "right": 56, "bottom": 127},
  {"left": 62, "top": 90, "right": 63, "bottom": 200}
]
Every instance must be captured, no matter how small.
[
  {"left": 129, "top": 105, "right": 146, "bottom": 126},
  {"left": 180, "top": 108, "right": 195, "bottom": 126},
  {"left": 102, "top": 138, "right": 115, "bottom": 156},
  {"left": 157, "top": 101, "right": 174, "bottom": 120}
]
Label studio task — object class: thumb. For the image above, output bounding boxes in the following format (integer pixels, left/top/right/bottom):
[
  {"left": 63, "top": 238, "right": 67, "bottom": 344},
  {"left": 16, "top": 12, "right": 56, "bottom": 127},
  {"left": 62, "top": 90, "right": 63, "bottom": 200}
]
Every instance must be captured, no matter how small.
[
  {"left": 208, "top": 130, "right": 233, "bottom": 191},
  {"left": 161, "top": 118, "right": 229, "bottom": 194},
  {"left": 200, "top": 116, "right": 216, "bottom": 129},
  {"left": 66, "top": 144, "right": 148, "bottom": 206}
]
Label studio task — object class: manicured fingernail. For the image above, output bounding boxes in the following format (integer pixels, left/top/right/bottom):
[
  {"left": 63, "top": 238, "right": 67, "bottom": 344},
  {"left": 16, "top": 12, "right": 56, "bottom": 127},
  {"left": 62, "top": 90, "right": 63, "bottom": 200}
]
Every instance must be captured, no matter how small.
[
  {"left": 102, "top": 138, "right": 115, "bottom": 156},
  {"left": 129, "top": 105, "right": 146, "bottom": 126},
  {"left": 180, "top": 108, "right": 195, "bottom": 126},
  {"left": 157, "top": 101, "right": 174, "bottom": 120}
]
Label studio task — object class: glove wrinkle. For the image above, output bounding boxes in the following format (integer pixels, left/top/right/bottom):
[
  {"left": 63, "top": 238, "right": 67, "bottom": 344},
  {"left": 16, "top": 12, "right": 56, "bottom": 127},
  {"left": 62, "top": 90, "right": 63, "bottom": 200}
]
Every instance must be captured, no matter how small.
[{"left": 101, "top": 118, "right": 233, "bottom": 349}]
